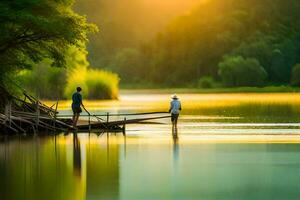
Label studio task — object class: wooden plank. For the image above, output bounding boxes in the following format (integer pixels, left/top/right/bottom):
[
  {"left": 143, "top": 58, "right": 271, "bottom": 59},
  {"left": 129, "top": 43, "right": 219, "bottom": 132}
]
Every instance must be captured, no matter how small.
[
  {"left": 57, "top": 111, "right": 169, "bottom": 118},
  {"left": 107, "top": 116, "right": 170, "bottom": 126},
  {"left": 75, "top": 115, "right": 170, "bottom": 130}
]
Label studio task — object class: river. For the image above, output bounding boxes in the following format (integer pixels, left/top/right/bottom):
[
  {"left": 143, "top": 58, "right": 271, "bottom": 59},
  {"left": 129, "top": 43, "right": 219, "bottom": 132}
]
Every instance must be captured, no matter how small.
[{"left": 1, "top": 92, "right": 300, "bottom": 200}]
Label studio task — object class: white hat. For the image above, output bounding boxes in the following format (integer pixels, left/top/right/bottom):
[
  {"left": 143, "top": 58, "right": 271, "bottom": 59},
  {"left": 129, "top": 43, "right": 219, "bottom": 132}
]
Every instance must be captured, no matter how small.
[{"left": 171, "top": 94, "right": 178, "bottom": 99}]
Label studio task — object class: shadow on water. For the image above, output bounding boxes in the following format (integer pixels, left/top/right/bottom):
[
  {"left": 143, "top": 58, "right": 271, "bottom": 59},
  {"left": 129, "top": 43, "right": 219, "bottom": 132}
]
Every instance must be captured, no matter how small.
[
  {"left": 172, "top": 126, "right": 179, "bottom": 166},
  {"left": 73, "top": 134, "right": 82, "bottom": 177}
]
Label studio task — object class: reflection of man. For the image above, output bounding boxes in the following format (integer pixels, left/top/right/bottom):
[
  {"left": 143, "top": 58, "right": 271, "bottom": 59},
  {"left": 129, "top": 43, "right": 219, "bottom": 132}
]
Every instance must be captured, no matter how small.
[
  {"left": 73, "top": 134, "right": 81, "bottom": 177},
  {"left": 173, "top": 134, "right": 179, "bottom": 165},
  {"left": 72, "top": 87, "right": 86, "bottom": 127},
  {"left": 169, "top": 94, "right": 182, "bottom": 132}
]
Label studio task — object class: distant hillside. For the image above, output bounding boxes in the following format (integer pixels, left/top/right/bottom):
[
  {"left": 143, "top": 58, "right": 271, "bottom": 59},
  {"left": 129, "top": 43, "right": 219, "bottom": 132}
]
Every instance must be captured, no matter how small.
[
  {"left": 116, "top": 0, "right": 300, "bottom": 86},
  {"left": 75, "top": 0, "right": 202, "bottom": 67}
]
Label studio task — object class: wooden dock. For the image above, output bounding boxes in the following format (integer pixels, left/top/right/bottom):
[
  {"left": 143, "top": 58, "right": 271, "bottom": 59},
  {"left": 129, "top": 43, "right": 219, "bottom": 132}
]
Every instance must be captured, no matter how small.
[
  {"left": 59, "top": 113, "right": 170, "bottom": 133},
  {"left": 0, "top": 92, "right": 170, "bottom": 135}
]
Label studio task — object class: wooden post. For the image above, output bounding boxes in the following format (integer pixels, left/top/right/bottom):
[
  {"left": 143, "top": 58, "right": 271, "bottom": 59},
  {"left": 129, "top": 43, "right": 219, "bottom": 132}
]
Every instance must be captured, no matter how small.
[
  {"left": 106, "top": 112, "right": 109, "bottom": 129},
  {"left": 53, "top": 101, "right": 58, "bottom": 131},
  {"left": 123, "top": 117, "right": 126, "bottom": 136},
  {"left": 88, "top": 114, "right": 91, "bottom": 132}
]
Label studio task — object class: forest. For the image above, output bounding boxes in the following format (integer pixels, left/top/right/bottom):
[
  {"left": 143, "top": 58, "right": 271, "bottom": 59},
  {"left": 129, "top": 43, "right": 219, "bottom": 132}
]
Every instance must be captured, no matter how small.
[
  {"left": 2, "top": 0, "right": 300, "bottom": 101},
  {"left": 144, "top": 0, "right": 300, "bottom": 87},
  {"left": 76, "top": 0, "right": 300, "bottom": 88}
]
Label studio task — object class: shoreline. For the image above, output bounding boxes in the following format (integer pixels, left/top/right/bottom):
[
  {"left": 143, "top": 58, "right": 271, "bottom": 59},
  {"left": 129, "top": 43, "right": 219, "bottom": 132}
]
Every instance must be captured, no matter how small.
[{"left": 120, "top": 86, "right": 300, "bottom": 94}]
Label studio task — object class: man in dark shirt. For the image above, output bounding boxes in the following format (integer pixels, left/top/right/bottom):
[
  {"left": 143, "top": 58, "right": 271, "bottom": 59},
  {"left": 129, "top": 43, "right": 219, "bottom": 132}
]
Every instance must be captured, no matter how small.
[{"left": 72, "top": 87, "right": 86, "bottom": 127}]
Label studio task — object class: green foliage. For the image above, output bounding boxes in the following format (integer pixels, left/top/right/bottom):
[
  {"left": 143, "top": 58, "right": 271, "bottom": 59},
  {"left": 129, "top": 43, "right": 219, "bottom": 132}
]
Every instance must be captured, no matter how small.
[
  {"left": 110, "top": 48, "right": 143, "bottom": 82},
  {"left": 5, "top": 0, "right": 300, "bottom": 92},
  {"left": 18, "top": 61, "right": 67, "bottom": 99},
  {"left": 290, "top": 64, "right": 300, "bottom": 87},
  {"left": 64, "top": 68, "right": 119, "bottom": 100},
  {"left": 197, "top": 76, "right": 216, "bottom": 89},
  {"left": 63, "top": 45, "right": 119, "bottom": 100},
  {"left": 79, "top": 0, "right": 300, "bottom": 88},
  {"left": 74, "top": 0, "right": 200, "bottom": 68},
  {"left": 64, "top": 67, "right": 89, "bottom": 99},
  {"left": 231, "top": 34, "right": 300, "bottom": 83},
  {"left": 86, "top": 70, "right": 119, "bottom": 99},
  {"left": 140, "top": 0, "right": 300, "bottom": 86},
  {"left": 19, "top": 46, "right": 119, "bottom": 100},
  {"left": 62, "top": 44, "right": 119, "bottom": 100},
  {"left": 218, "top": 56, "right": 267, "bottom": 87},
  {"left": 61, "top": 45, "right": 90, "bottom": 99},
  {"left": 0, "top": 0, "right": 97, "bottom": 88},
  {"left": 65, "top": 45, "right": 90, "bottom": 70}
]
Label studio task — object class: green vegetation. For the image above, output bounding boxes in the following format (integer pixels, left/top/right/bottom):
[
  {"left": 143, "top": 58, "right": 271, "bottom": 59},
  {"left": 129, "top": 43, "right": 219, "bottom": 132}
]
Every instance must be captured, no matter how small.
[
  {"left": 137, "top": 0, "right": 300, "bottom": 87},
  {"left": 3, "top": 0, "right": 300, "bottom": 99},
  {"left": 0, "top": 0, "right": 96, "bottom": 86},
  {"left": 65, "top": 68, "right": 119, "bottom": 100},
  {"left": 218, "top": 56, "right": 267, "bottom": 87},
  {"left": 291, "top": 64, "right": 300, "bottom": 87},
  {"left": 18, "top": 61, "right": 66, "bottom": 99},
  {"left": 74, "top": 0, "right": 201, "bottom": 68},
  {"left": 86, "top": 70, "right": 119, "bottom": 99},
  {"left": 19, "top": 46, "right": 119, "bottom": 100},
  {"left": 0, "top": 0, "right": 120, "bottom": 101},
  {"left": 197, "top": 76, "right": 217, "bottom": 89},
  {"left": 75, "top": 0, "right": 300, "bottom": 89}
]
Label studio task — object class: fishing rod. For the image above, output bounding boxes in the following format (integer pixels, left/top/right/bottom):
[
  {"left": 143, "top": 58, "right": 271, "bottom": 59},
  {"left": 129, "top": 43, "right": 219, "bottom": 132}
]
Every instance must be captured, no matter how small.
[{"left": 82, "top": 106, "right": 105, "bottom": 122}]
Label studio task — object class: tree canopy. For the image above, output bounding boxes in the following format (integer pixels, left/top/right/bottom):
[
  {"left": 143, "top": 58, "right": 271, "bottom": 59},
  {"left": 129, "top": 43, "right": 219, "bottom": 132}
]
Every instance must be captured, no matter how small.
[
  {"left": 74, "top": 0, "right": 201, "bottom": 68},
  {"left": 0, "top": 0, "right": 97, "bottom": 86},
  {"left": 218, "top": 56, "right": 267, "bottom": 87},
  {"left": 96, "top": 0, "right": 300, "bottom": 87},
  {"left": 3, "top": 0, "right": 300, "bottom": 91}
]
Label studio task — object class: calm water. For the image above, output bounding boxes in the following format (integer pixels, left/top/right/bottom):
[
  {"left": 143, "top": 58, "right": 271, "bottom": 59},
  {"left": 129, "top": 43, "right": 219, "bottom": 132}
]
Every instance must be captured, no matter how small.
[{"left": 2, "top": 93, "right": 300, "bottom": 200}]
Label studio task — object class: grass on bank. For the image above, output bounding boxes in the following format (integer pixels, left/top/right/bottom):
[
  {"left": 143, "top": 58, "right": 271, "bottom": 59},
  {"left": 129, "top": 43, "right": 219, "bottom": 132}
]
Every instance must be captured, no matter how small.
[
  {"left": 19, "top": 66, "right": 120, "bottom": 100},
  {"left": 64, "top": 68, "right": 119, "bottom": 100}
]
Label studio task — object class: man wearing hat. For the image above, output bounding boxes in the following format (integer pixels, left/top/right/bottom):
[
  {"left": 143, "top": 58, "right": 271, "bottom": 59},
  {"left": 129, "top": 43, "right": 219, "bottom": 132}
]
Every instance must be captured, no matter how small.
[{"left": 169, "top": 94, "right": 182, "bottom": 131}]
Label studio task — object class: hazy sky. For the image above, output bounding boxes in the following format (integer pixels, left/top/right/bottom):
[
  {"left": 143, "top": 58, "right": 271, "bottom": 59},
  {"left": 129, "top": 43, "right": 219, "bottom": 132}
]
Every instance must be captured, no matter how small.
[{"left": 76, "top": 0, "right": 203, "bottom": 43}]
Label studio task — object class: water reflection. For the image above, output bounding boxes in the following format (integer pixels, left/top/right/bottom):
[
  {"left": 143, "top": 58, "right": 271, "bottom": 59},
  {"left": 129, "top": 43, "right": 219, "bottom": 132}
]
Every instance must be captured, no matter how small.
[
  {"left": 1, "top": 134, "right": 300, "bottom": 200},
  {"left": 86, "top": 134, "right": 119, "bottom": 200},
  {"left": 3, "top": 93, "right": 300, "bottom": 199},
  {"left": 0, "top": 134, "right": 122, "bottom": 200},
  {"left": 172, "top": 128, "right": 179, "bottom": 166},
  {"left": 73, "top": 134, "right": 82, "bottom": 177}
]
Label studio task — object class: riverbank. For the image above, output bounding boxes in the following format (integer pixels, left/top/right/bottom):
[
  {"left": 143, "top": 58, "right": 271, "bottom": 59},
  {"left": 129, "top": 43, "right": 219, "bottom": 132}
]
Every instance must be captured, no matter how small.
[{"left": 120, "top": 86, "right": 300, "bottom": 94}]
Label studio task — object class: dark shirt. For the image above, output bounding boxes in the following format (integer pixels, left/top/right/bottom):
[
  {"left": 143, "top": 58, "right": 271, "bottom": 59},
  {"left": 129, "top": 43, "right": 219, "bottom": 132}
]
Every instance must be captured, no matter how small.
[{"left": 72, "top": 92, "right": 82, "bottom": 109}]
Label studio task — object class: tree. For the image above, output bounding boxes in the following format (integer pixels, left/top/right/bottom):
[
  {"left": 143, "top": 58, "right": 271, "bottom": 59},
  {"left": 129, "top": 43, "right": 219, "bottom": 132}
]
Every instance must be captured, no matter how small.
[
  {"left": 117, "top": 0, "right": 300, "bottom": 86},
  {"left": 218, "top": 56, "right": 267, "bottom": 87},
  {"left": 198, "top": 76, "right": 216, "bottom": 89},
  {"left": 290, "top": 64, "right": 300, "bottom": 87},
  {"left": 110, "top": 48, "right": 142, "bottom": 82},
  {"left": 18, "top": 60, "right": 67, "bottom": 99},
  {"left": 0, "top": 0, "right": 97, "bottom": 88}
]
